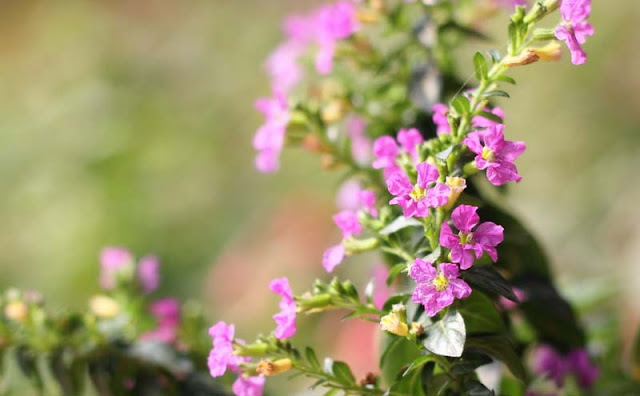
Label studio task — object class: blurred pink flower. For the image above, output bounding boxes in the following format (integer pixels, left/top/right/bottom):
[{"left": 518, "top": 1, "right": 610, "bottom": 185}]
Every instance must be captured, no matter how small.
[
  {"left": 137, "top": 255, "right": 159, "bottom": 293},
  {"left": 410, "top": 260, "right": 471, "bottom": 317},
  {"left": 141, "top": 298, "right": 180, "bottom": 343},
  {"left": 269, "top": 277, "right": 297, "bottom": 339},
  {"left": 555, "top": 0, "right": 594, "bottom": 65},
  {"left": 253, "top": 91, "right": 290, "bottom": 173}
]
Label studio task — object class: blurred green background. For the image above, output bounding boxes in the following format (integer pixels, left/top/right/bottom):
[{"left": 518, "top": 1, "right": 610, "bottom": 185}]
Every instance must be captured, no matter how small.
[{"left": 0, "top": 0, "right": 638, "bottom": 369}]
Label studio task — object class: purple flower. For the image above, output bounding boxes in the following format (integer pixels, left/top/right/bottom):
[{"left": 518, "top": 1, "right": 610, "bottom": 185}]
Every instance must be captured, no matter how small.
[
  {"left": 346, "top": 116, "right": 371, "bottom": 165},
  {"left": 208, "top": 321, "right": 237, "bottom": 377},
  {"left": 232, "top": 376, "right": 265, "bottom": 396},
  {"left": 265, "top": 41, "right": 305, "bottom": 94},
  {"left": 322, "top": 244, "right": 345, "bottom": 273},
  {"left": 432, "top": 104, "right": 451, "bottom": 135},
  {"left": 409, "top": 259, "right": 472, "bottom": 317},
  {"left": 269, "top": 277, "right": 297, "bottom": 339},
  {"left": 100, "top": 247, "right": 133, "bottom": 290},
  {"left": 253, "top": 92, "right": 290, "bottom": 173},
  {"left": 555, "top": 0, "right": 594, "bottom": 65},
  {"left": 440, "top": 205, "right": 504, "bottom": 270},
  {"left": 386, "top": 162, "right": 450, "bottom": 217},
  {"left": 333, "top": 210, "right": 362, "bottom": 238},
  {"left": 137, "top": 255, "right": 159, "bottom": 293},
  {"left": 397, "top": 128, "right": 423, "bottom": 161},
  {"left": 372, "top": 136, "right": 399, "bottom": 170},
  {"left": 141, "top": 298, "right": 180, "bottom": 343},
  {"left": 532, "top": 345, "right": 599, "bottom": 390},
  {"left": 359, "top": 189, "right": 378, "bottom": 218},
  {"left": 464, "top": 124, "right": 526, "bottom": 186},
  {"left": 336, "top": 179, "right": 363, "bottom": 211},
  {"left": 313, "top": 1, "right": 358, "bottom": 75}
]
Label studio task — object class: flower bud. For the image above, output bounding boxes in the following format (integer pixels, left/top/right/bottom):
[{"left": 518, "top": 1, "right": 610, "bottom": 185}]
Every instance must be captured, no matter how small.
[
  {"left": 233, "top": 342, "right": 270, "bottom": 357},
  {"left": 380, "top": 304, "right": 409, "bottom": 336},
  {"left": 530, "top": 41, "right": 563, "bottom": 62},
  {"left": 4, "top": 301, "right": 28, "bottom": 323},
  {"left": 343, "top": 237, "right": 380, "bottom": 255},
  {"left": 503, "top": 49, "right": 540, "bottom": 68},
  {"left": 357, "top": 10, "right": 380, "bottom": 24},
  {"left": 321, "top": 100, "right": 350, "bottom": 124},
  {"left": 301, "top": 135, "right": 330, "bottom": 154},
  {"left": 89, "top": 295, "right": 121, "bottom": 319},
  {"left": 444, "top": 177, "right": 466, "bottom": 210},
  {"left": 256, "top": 358, "right": 292, "bottom": 376},
  {"left": 297, "top": 294, "right": 333, "bottom": 312}
]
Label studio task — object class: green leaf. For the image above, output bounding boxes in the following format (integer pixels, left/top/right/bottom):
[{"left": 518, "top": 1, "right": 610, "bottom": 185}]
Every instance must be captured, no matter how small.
[
  {"left": 382, "top": 294, "right": 410, "bottom": 314},
  {"left": 481, "top": 90, "right": 510, "bottom": 98},
  {"left": 403, "top": 355, "right": 437, "bottom": 377},
  {"left": 450, "top": 95, "right": 470, "bottom": 115},
  {"left": 324, "top": 389, "right": 340, "bottom": 396},
  {"left": 476, "top": 111, "right": 504, "bottom": 126},
  {"left": 388, "top": 363, "right": 428, "bottom": 396},
  {"left": 386, "top": 263, "right": 407, "bottom": 286},
  {"left": 462, "top": 265, "right": 518, "bottom": 302},
  {"left": 380, "top": 216, "right": 423, "bottom": 235},
  {"left": 331, "top": 361, "right": 356, "bottom": 385},
  {"left": 458, "top": 291, "right": 505, "bottom": 334},
  {"left": 465, "top": 335, "right": 527, "bottom": 382},
  {"left": 462, "top": 379, "right": 495, "bottom": 396},
  {"left": 305, "top": 347, "right": 321, "bottom": 371},
  {"left": 497, "top": 75, "right": 516, "bottom": 85},
  {"left": 380, "top": 335, "right": 421, "bottom": 385},
  {"left": 473, "top": 52, "right": 488, "bottom": 81},
  {"left": 422, "top": 309, "right": 466, "bottom": 357},
  {"left": 450, "top": 352, "right": 493, "bottom": 374}
]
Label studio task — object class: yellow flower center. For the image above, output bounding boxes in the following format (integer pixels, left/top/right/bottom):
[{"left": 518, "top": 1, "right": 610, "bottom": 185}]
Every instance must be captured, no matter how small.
[
  {"left": 409, "top": 185, "right": 426, "bottom": 201},
  {"left": 459, "top": 232, "right": 473, "bottom": 245},
  {"left": 481, "top": 146, "right": 495, "bottom": 161},
  {"left": 433, "top": 274, "right": 449, "bottom": 292}
]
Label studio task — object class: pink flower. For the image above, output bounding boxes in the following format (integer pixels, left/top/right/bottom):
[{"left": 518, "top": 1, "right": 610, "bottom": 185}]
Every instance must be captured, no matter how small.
[
  {"left": 346, "top": 116, "right": 371, "bottom": 165},
  {"left": 137, "top": 255, "right": 159, "bottom": 293},
  {"left": 232, "top": 376, "right": 265, "bottom": 396},
  {"left": 440, "top": 205, "right": 504, "bottom": 270},
  {"left": 359, "top": 189, "right": 378, "bottom": 218},
  {"left": 532, "top": 345, "right": 598, "bottom": 390},
  {"left": 372, "top": 136, "right": 399, "bottom": 170},
  {"left": 313, "top": 1, "right": 358, "bottom": 75},
  {"left": 386, "top": 162, "right": 450, "bottom": 217},
  {"left": 409, "top": 259, "right": 471, "bottom": 317},
  {"left": 472, "top": 107, "right": 504, "bottom": 129},
  {"left": 208, "top": 321, "right": 237, "bottom": 377},
  {"left": 555, "top": 0, "right": 594, "bottom": 65},
  {"left": 397, "top": 128, "right": 423, "bottom": 161},
  {"left": 334, "top": 210, "right": 362, "bottom": 238},
  {"left": 464, "top": 124, "right": 526, "bottom": 186},
  {"left": 432, "top": 104, "right": 451, "bottom": 135},
  {"left": 253, "top": 92, "right": 290, "bottom": 173},
  {"left": 141, "top": 298, "right": 180, "bottom": 343},
  {"left": 322, "top": 244, "right": 346, "bottom": 273},
  {"left": 269, "top": 277, "right": 297, "bottom": 339},
  {"left": 371, "top": 264, "right": 393, "bottom": 309},
  {"left": 100, "top": 247, "right": 133, "bottom": 290},
  {"left": 336, "top": 179, "right": 363, "bottom": 211},
  {"left": 265, "top": 41, "right": 305, "bottom": 94}
]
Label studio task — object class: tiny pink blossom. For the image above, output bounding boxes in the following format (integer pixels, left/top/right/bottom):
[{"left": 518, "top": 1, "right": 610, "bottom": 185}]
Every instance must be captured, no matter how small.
[
  {"left": 472, "top": 107, "right": 504, "bottom": 129},
  {"left": 409, "top": 259, "right": 471, "bottom": 317},
  {"left": 232, "top": 376, "right": 265, "bottom": 396},
  {"left": 336, "top": 179, "right": 363, "bottom": 211},
  {"left": 253, "top": 92, "right": 290, "bottom": 173},
  {"left": 532, "top": 345, "right": 598, "bottom": 390},
  {"left": 440, "top": 205, "right": 504, "bottom": 270},
  {"left": 269, "top": 277, "right": 297, "bottom": 339},
  {"left": 265, "top": 41, "right": 305, "bottom": 94},
  {"left": 432, "top": 104, "right": 451, "bottom": 135},
  {"left": 208, "top": 321, "right": 236, "bottom": 377},
  {"left": 386, "top": 162, "right": 450, "bottom": 217},
  {"left": 372, "top": 136, "right": 399, "bottom": 169},
  {"left": 346, "top": 116, "right": 371, "bottom": 165},
  {"left": 464, "top": 124, "right": 526, "bottom": 186},
  {"left": 333, "top": 210, "right": 362, "bottom": 238},
  {"left": 141, "top": 298, "right": 181, "bottom": 343},
  {"left": 323, "top": 244, "right": 345, "bottom": 273},
  {"left": 359, "top": 189, "right": 378, "bottom": 218},
  {"left": 100, "top": 247, "right": 133, "bottom": 290},
  {"left": 137, "top": 255, "right": 159, "bottom": 293},
  {"left": 555, "top": 0, "right": 594, "bottom": 65},
  {"left": 397, "top": 128, "right": 423, "bottom": 161},
  {"left": 313, "top": 1, "right": 358, "bottom": 75}
]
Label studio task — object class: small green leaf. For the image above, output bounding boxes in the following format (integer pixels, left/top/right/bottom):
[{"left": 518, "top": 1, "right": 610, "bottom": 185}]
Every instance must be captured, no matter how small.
[
  {"left": 497, "top": 75, "right": 516, "bottom": 85},
  {"left": 476, "top": 111, "right": 504, "bottom": 126},
  {"left": 332, "top": 361, "right": 356, "bottom": 385},
  {"left": 462, "top": 265, "right": 518, "bottom": 302},
  {"left": 474, "top": 52, "right": 489, "bottom": 81},
  {"left": 386, "top": 263, "right": 407, "bottom": 286},
  {"left": 450, "top": 352, "right": 493, "bottom": 374},
  {"left": 422, "top": 309, "right": 466, "bottom": 357},
  {"left": 482, "top": 90, "right": 510, "bottom": 98},
  {"left": 380, "top": 216, "right": 423, "bottom": 235},
  {"left": 305, "top": 347, "right": 321, "bottom": 370},
  {"left": 403, "top": 355, "right": 436, "bottom": 377},
  {"left": 450, "top": 95, "right": 470, "bottom": 115}
]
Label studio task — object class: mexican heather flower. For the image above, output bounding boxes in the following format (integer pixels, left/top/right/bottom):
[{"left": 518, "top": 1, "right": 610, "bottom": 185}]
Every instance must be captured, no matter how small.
[
  {"left": 333, "top": 210, "right": 362, "bottom": 238},
  {"left": 346, "top": 116, "right": 371, "bottom": 165},
  {"left": 397, "top": 128, "right": 423, "bottom": 162},
  {"left": 269, "top": 277, "right": 297, "bottom": 339},
  {"left": 359, "top": 189, "right": 378, "bottom": 218},
  {"left": 555, "top": 0, "right": 594, "bottom": 65},
  {"left": 432, "top": 104, "right": 451, "bottom": 135},
  {"left": 253, "top": 92, "right": 290, "bottom": 173},
  {"left": 141, "top": 298, "right": 180, "bottom": 343},
  {"left": 409, "top": 259, "right": 472, "bottom": 317},
  {"left": 464, "top": 124, "right": 526, "bottom": 186},
  {"left": 100, "top": 247, "right": 133, "bottom": 290},
  {"left": 386, "top": 162, "right": 450, "bottom": 217},
  {"left": 232, "top": 376, "right": 265, "bottom": 396},
  {"left": 314, "top": 1, "right": 358, "bottom": 75},
  {"left": 265, "top": 41, "right": 305, "bottom": 94},
  {"left": 322, "top": 244, "right": 346, "bottom": 273},
  {"left": 208, "top": 321, "right": 238, "bottom": 377},
  {"left": 372, "top": 136, "right": 399, "bottom": 170},
  {"left": 532, "top": 345, "right": 599, "bottom": 389},
  {"left": 440, "top": 205, "right": 504, "bottom": 270},
  {"left": 137, "top": 255, "right": 159, "bottom": 293},
  {"left": 336, "top": 179, "right": 363, "bottom": 211}
]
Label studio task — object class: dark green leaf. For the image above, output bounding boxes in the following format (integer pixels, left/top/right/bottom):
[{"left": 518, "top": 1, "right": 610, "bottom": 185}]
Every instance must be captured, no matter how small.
[
  {"left": 305, "top": 347, "right": 321, "bottom": 370},
  {"left": 386, "top": 264, "right": 407, "bottom": 286},
  {"left": 450, "top": 95, "right": 470, "bottom": 115},
  {"left": 476, "top": 111, "right": 504, "bottom": 126},
  {"left": 462, "top": 265, "right": 518, "bottom": 302},
  {"left": 382, "top": 294, "right": 410, "bottom": 314},
  {"left": 331, "top": 361, "right": 356, "bottom": 385},
  {"left": 473, "top": 52, "right": 488, "bottom": 81},
  {"left": 388, "top": 364, "right": 427, "bottom": 396},
  {"left": 422, "top": 309, "right": 466, "bottom": 357},
  {"left": 450, "top": 352, "right": 493, "bottom": 374},
  {"left": 497, "top": 75, "right": 516, "bottom": 85},
  {"left": 481, "top": 90, "right": 510, "bottom": 98},
  {"left": 402, "top": 355, "right": 436, "bottom": 377},
  {"left": 465, "top": 335, "right": 527, "bottom": 382},
  {"left": 458, "top": 291, "right": 505, "bottom": 334},
  {"left": 380, "top": 335, "right": 420, "bottom": 385},
  {"left": 463, "top": 380, "right": 495, "bottom": 396}
]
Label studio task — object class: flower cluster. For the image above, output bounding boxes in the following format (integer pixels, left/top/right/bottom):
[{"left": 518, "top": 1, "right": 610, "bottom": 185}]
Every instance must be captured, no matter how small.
[
  {"left": 100, "top": 246, "right": 159, "bottom": 293},
  {"left": 531, "top": 345, "right": 599, "bottom": 390}
]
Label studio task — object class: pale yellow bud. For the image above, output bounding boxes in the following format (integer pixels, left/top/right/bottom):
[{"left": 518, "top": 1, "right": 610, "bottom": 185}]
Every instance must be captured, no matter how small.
[
  {"left": 531, "top": 41, "right": 563, "bottom": 62},
  {"left": 503, "top": 50, "right": 540, "bottom": 68},
  {"left": 380, "top": 312, "right": 409, "bottom": 336},
  {"left": 444, "top": 177, "right": 467, "bottom": 210},
  {"left": 89, "top": 295, "right": 121, "bottom": 319},
  {"left": 4, "top": 301, "right": 28, "bottom": 322},
  {"left": 256, "top": 358, "right": 293, "bottom": 376}
]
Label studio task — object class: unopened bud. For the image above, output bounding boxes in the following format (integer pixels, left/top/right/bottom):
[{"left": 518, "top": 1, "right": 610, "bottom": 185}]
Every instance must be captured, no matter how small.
[
  {"left": 4, "top": 301, "right": 28, "bottom": 322},
  {"left": 321, "top": 100, "right": 350, "bottom": 124},
  {"left": 89, "top": 295, "right": 121, "bottom": 319},
  {"left": 444, "top": 177, "right": 466, "bottom": 210},
  {"left": 380, "top": 311, "right": 409, "bottom": 336},
  {"left": 233, "top": 342, "right": 270, "bottom": 357},
  {"left": 343, "top": 237, "right": 380, "bottom": 255},
  {"left": 503, "top": 49, "right": 540, "bottom": 67},
  {"left": 530, "top": 41, "right": 563, "bottom": 62},
  {"left": 301, "top": 135, "right": 330, "bottom": 154},
  {"left": 256, "top": 358, "right": 292, "bottom": 376}
]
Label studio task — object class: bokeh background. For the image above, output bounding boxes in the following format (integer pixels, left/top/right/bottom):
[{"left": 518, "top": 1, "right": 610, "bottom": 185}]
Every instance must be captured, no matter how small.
[{"left": 0, "top": 0, "right": 638, "bottom": 389}]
